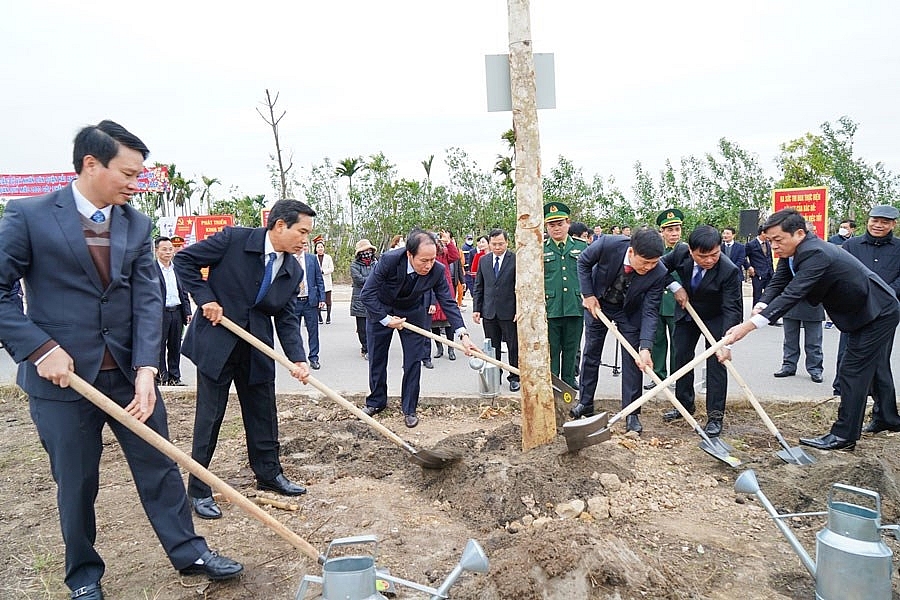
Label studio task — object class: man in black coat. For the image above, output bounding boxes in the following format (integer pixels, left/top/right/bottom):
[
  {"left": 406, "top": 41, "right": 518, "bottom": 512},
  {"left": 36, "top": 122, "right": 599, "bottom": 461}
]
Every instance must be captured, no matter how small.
[
  {"left": 571, "top": 227, "right": 667, "bottom": 434},
  {"left": 745, "top": 225, "right": 774, "bottom": 306},
  {"left": 154, "top": 236, "right": 192, "bottom": 385},
  {"left": 360, "top": 229, "right": 478, "bottom": 428},
  {"left": 720, "top": 226, "right": 747, "bottom": 287},
  {"left": 472, "top": 228, "right": 519, "bottom": 392},
  {"left": 660, "top": 226, "right": 743, "bottom": 436},
  {"left": 175, "top": 199, "right": 314, "bottom": 520},
  {"left": 725, "top": 209, "right": 900, "bottom": 451}
]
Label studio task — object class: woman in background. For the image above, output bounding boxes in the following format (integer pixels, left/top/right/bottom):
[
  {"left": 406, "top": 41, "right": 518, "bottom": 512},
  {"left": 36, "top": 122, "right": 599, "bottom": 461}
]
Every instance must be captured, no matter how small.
[
  {"left": 350, "top": 239, "right": 378, "bottom": 360},
  {"left": 314, "top": 236, "right": 335, "bottom": 324}
]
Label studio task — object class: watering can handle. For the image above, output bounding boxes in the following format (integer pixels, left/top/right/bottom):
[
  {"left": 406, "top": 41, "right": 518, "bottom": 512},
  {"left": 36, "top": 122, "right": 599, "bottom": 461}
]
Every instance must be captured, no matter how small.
[
  {"left": 829, "top": 483, "right": 882, "bottom": 516},
  {"left": 324, "top": 534, "right": 380, "bottom": 560}
]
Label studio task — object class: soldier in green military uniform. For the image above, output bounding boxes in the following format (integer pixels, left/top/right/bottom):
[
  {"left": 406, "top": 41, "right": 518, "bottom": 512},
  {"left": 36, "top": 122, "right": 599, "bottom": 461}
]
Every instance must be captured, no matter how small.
[
  {"left": 648, "top": 208, "right": 685, "bottom": 388},
  {"left": 543, "top": 202, "right": 587, "bottom": 388}
]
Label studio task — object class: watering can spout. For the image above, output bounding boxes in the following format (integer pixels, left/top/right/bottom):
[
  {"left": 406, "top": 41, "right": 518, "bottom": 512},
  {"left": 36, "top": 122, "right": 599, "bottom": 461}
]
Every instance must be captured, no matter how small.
[{"left": 734, "top": 470, "right": 817, "bottom": 578}]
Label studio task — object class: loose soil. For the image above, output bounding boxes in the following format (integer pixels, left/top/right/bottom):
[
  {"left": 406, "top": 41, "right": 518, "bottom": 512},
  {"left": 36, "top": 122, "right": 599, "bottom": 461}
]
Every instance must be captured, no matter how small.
[{"left": 3, "top": 385, "right": 900, "bottom": 599}]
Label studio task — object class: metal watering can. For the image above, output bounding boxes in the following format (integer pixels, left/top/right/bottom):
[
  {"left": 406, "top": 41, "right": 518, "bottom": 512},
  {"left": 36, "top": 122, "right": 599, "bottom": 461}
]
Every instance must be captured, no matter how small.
[
  {"left": 735, "top": 469, "right": 900, "bottom": 600},
  {"left": 468, "top": 340, "right": 501, "bottom": 399},
  {"left": 296, "top": 534, "right": 489, "bottom": 600}
]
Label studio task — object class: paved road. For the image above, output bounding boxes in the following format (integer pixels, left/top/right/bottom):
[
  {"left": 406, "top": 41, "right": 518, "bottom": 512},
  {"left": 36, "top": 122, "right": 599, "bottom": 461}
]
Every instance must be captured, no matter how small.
[{"left": 2, "top": 285, "right": 898, "bottom": 406}]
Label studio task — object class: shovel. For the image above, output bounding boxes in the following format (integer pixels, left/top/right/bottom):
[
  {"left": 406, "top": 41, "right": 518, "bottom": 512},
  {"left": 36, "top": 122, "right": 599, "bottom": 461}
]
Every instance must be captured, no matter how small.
[
  {"left": 398, "top": 320, "right": 578, "bottom": 405},
  {"left": 66, "top": 372, "right": 324, "bottom": 564},
  {"left": 682, "top": 301, "right": 815, "bottom": 465},
  {"left": 219, "top": 317, "right": 457, "bottom": 469},
  {"left": 588, "top": 307, "right": 742, "bottom": 468}
]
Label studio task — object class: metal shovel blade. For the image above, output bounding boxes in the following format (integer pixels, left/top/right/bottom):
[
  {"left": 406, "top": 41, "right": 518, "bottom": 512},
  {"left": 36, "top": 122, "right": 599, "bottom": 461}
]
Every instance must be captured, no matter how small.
[
  {"left": 562, "top": 412, "right": 610, "bottom": 451},
  {"left": 776, "top": 446, "right": 816, "bottom": 465},
  {"left": 699, "top": 437, "right": 742, "bottom": 468},
  {"left": 409, "top": 447, "right": 462, "bottom": 469}
]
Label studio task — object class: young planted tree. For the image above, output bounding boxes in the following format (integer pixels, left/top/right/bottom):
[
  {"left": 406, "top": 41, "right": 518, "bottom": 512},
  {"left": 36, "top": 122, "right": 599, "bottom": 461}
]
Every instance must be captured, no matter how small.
[{"left": 257, "top": 89, "right": 293, "bottom": 200}]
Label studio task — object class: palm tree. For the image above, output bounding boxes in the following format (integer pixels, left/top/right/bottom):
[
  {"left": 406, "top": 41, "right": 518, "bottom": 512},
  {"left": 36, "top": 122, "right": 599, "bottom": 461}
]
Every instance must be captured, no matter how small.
[
  {"left": 336, "top": 157, "right": 364, "bottom": 229},
  {"left": 421, "top": 154, "right": 435, "bottom": 202},
  {"left": 200, "top": 175, "right": 221, "bottom": 214},
  {"left": 501, "top": 128, "right": 517, "bottom": 163},
  {"left": 494, "top": 155, "right": 515, "bottom": 189}
]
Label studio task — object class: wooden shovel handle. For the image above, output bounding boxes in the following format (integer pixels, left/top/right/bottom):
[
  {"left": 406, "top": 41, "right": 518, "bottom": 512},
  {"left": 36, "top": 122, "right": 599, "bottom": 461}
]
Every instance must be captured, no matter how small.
[
  {"left": 218, "top": 317, "right": 416, "bottom": 454},
  {"left": 66, "top": 372, "right": 321, "bottom": 562},
  {"left": 398, "top": 320, "right": 521, "bottom": 376},
  {"left": 681, "top": 302, "right": 784, "bottom": 439}
]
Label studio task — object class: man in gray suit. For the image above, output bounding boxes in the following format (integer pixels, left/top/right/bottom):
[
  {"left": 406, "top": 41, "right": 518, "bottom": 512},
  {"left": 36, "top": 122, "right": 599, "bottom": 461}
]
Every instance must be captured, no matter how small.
[
  {"left": 0, "top": 121, "right": 241, "bottom": 600},
  {"left": 472, "top": 228, "right": 519, "bottom": 392}
]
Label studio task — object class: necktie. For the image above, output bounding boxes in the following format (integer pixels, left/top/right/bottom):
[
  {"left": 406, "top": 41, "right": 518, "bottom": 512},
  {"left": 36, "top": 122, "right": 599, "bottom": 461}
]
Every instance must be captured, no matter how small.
[
  {"left": 691, "top": 265, "right": 703, "bottom": 291},
  {"left": 788, "top": 256, "right": 795, "bottom": 275},
  {"left": 255, "top": 252, "right": 276, "bottom": 304},
  {"left": 297, "top": 254, "right": 307, "bottom": 297},
  {"left": 764, "top": 241, "right": 771, "bottom": 257},
  {"left": 558, "top": 242, "right": 565, "bottom": 252},
  {"left": 493, "top": 255, "right": 500, "bottom": 277},
  {"left": 90, "top": 210, "right": 105, "bottom": 223},
  {"left": 624, "top": 265, "right": 634, "bottom": 274}
]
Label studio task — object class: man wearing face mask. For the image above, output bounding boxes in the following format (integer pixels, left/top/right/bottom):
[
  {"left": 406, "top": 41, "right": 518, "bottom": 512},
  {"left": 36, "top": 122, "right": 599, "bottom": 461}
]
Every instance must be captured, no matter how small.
[{"left": 828, "top": 219, "right": 856, "bottom": 245}]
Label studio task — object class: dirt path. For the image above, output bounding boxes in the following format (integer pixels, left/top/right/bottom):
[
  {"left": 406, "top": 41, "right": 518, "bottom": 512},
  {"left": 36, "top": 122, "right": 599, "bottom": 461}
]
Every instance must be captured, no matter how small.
[{"left": 3, "top": 386, "right": 900, "bottom": 599}]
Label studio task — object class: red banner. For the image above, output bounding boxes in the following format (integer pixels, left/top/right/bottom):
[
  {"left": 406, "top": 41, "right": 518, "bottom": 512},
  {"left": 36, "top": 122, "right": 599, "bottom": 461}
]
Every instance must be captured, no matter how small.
[
  {"left": 0, "top": 166, "right": 170, "bottom": 197},
  {"left": 174, "top": 216, "right": 196, "bottom": 241},
  {"left": 772, "top": 186, "right": 828, "bottom": 238},
  {"left": 194, "top": 215, "right": 234, "bottom": 242}
]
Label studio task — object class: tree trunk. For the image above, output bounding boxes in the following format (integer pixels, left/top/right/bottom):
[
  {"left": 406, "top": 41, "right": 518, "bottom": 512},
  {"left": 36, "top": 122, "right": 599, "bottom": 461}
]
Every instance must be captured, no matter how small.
[{"left": 508, "top": 0, "right": 557, "bottom": 451}]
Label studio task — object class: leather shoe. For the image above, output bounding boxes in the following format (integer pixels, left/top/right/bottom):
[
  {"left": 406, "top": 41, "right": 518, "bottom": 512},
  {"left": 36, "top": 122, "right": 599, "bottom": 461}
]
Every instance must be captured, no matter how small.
[
  {"left": 509, "top": 380, "right": 521, "bottom": 392},
  {"left": 626, "top": 414, "right": 642, "bottom": 434},
  {"left": 361, "top": 405, "right": 385, "bottom": 416},
  {"left": 422, "top": 359, "right": 434, "bottom": 369},
  {"left": 773, "top": 369, "right": 795, "bottom": 378},
  {"left": 434, "top": 346, "right": 444, "bottom": 358},
  {"left": 179, "top": 550, "right": 244, "bottom": 580},
  {"left": 799, "top": 432, "right": 855, "bottom": 451},
  {"left": 704, "top": 419, "right": 723, "bottom": 437},
  {"left": 569, "top": 403, "right": 594, "bottom": 419},
  {"left": 810, "top": 373, "right": 824, "bottom": 383},
  {"left": 309, "top": 361, "right": 321, "bottom": 370},
  {"left": 448, "top": 347, "right": 456, "bottom": 360},
  {"left": 662, "top": 406, "right": 693, "bottom": 423},
  {"left": 862, "top": 421, "right": 900, "bottom": 434},
  {"left": 257, "top": 473, "right": 307, "bottom": 496},
  {"left": 71, "top": 583, "right": 103, "bottom": 599},
  {"left": 404, "top": 414, "right": 419, "bottom": 428},
  {"left": 644, "top": 383, "right": 656, "bottom": 391},
  {"left": 190, "top": 496, "right": 222, "bottom": 520}
]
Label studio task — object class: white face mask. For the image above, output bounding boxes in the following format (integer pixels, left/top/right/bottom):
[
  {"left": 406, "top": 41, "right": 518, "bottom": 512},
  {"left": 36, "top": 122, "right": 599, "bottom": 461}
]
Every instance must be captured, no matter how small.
[{"left": 838, "top": 227, "right": 850, "bottom": 236}]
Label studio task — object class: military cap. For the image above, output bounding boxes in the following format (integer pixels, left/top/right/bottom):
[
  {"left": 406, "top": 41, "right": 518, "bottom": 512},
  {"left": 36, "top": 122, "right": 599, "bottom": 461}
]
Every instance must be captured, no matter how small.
[
  {"left": 313, "top": 234, "right": 325, "bottom": 244},
  {"left": 869, "top": 205, "right": 899, "bottom": 220},
  {"left": 656, "top": 208, "right": 684, "bottom": 228},
  {"left": 544, "top": 202, "right": 571, "bottom": 222}
]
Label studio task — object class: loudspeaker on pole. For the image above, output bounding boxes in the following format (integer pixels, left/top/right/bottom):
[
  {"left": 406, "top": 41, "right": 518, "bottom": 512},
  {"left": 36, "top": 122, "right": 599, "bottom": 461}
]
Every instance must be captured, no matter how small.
[{"left": 739, "top": 210, "right": 760, "bottom": 238}]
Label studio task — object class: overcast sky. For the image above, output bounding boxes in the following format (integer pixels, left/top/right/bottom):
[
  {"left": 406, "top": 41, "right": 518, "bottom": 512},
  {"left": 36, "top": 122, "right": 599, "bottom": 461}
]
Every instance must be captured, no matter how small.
[{"left": 2, "top": 1, "right": 899, "bottom": 204}]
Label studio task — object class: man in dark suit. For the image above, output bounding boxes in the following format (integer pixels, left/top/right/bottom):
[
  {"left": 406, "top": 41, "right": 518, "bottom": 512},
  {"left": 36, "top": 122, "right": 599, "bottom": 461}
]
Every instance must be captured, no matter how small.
[
  {"left": 725, "top": 209, "right": 900, "bottom": 451},
  {"left": 571, "top": 227, "right": 667, "bottom": 434},
  {"left": 293, "top": 241, "right": 326, "bottom": 370},
  {"left": 154, "top": 236, "right": 192, "bottom": 385},
  {"left": 660, "top": 226, "right": 743, "bottom": 436},
  {"left": 472, "top": 228, "right": 519, "bottom": 392},
  {"left": 720, "top": 226, "right": 746, "bottom": 287},
  {"left": 360, "top": 228, "right": 478, "bottom": 428},
  {"left": 0, "top": 121, "right": 241, "bottom": 600},
  {"left": 175, "top": 199, "right": 313, "bottom": 520},
  {"left": 745, "top": 225, "right": 774, "bottom": 306}
]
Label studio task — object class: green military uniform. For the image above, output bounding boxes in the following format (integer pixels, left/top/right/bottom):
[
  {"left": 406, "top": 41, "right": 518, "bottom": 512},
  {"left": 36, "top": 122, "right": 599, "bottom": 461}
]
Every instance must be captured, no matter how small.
[
  {"left": 651, "top": 209, "right": 684, "bottom": 381},
  {"left": 543, "top": 202, "right": 587, "bottom": 388}
]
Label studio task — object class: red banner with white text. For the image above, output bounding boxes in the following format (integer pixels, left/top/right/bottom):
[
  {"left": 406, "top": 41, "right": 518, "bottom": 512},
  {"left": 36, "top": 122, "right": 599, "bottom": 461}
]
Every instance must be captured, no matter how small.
[{"left": 0, "top": 166, "right": 170, "bottom": 197}]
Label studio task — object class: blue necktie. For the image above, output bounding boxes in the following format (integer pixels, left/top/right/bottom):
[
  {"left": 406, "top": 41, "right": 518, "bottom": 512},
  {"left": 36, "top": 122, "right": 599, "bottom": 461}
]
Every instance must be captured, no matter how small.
[
  {"left": 254, "top": 252, "right": 277, "bottom": 304},
  {"left": 90, "top": 210, "right": 105, "bottom": 223},
  {"left": 788, "top": 257, "right": 795, "bottom": 275},
  {"left": 493, "top": 255, "right": 500, "bottom": 277},
  {"left": 691, "top": 265, "right": 703, "bottom": 291}
]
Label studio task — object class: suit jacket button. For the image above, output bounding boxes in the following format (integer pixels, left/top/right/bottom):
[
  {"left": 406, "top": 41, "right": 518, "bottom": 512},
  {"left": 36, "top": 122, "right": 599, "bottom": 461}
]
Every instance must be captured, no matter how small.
[
  {"left": 101, "top": 297, "right": 109, "bottom": 303},
  {"left": 102, "top": 328, "right": 110, "bottom": 335}
]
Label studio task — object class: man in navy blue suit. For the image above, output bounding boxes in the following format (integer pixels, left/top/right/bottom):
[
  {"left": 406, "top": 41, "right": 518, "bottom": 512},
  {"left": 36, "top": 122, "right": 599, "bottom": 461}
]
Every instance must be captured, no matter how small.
[
  {"left": 293, "top": 241, "right": 326, "bottom": 370},
  {"left": 360, "top": 228, "right": 478, "bottom": 428},
  {"left": 745, "top": 225, "right": 774, "bottom": 306},
  {"left": 0, "top": 120, "right": 241, "bottom": 600},
  {"left": 570, "top": 227, "right": 667, "bottom": 434},
  {"left": 720, "top": 226, "right": 747, "bottom": 287}
]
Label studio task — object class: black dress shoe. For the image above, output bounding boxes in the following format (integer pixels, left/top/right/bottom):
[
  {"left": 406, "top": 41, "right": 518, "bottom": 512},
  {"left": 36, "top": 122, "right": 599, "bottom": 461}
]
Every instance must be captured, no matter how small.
[
  {"left": 71, "top": 583, "right": 103, "bottom": 599},
  {"left": 509, "top": 380, "right": 521, "bottom": 392},
  {"left": 404, "top": 414, "right": 419, "bottom": 428},
  {"left": 179, "top": 550, "right": 244, "bottom": 581},
  {"left": 626, "top": 414, "right": 642, "bottom": 434},
  {"left": 361, "top": 405, "right": 385, "bottom": 416},
  {"left": 422, "top": 359, "right": 434, "bottom": 369},
  {"left": 704, "top": 419, "right": 723, "bottom": 437},
  {"left": 810, "top": 373, "right": 824, "bottom": 383},
  {"left": 799, "top": 432, "right": 856, "bottom": 451},
  {"left": 309, "top": 361, "right": 321, "bottom": 370},
  {"left": 448, "top": 347, "right": 456, "bottom": 361},
  {"left": 190, "top": 496, "right": 222, "bottom": 520},
  {"left": 773, "top": 369, "right": 796, "bottom": 378},
  {"left": 257, "top": 473, "right": 307, "bottom": 496},
  {"left": 169, "top": 378, "right": 185, "bottom": 386},
  {"left": 644, "top": 383, "right": 656, "bottom": 391},
  {"left": 662, "top": 406, "right": 694, "bottom": 423},
  {"left": 863, "top": 421, "right": 900, "bottom": 434},
  {"left": 569, "top": 403, "right": 594, "bottom": 419},
  {"left": 434, "top": 346, "right": 444, "bottom": 358}
]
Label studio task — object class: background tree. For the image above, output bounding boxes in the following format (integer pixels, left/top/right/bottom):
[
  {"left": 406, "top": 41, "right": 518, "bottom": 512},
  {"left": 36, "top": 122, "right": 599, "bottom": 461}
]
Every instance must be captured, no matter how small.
[
  {"left": 336, "top": 156, "right": 365, "bottom": 231},
  {"left": 257, "top": 89, "right": 293, "bottom": 199},
  {"left": 211, "top": 192, "right": 266, "bottom": 227},
  {"left": 199, "top": 175, "right": 220, "bottom": 214}
]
